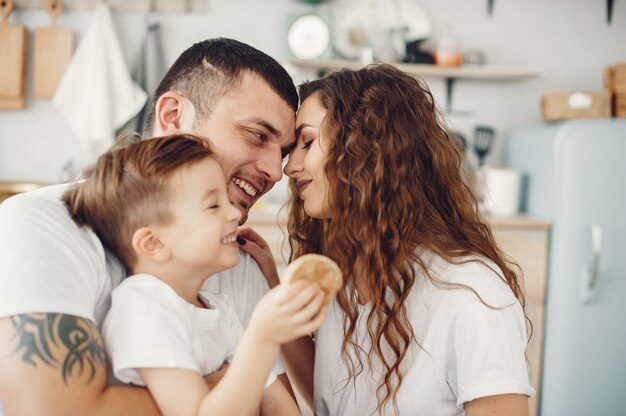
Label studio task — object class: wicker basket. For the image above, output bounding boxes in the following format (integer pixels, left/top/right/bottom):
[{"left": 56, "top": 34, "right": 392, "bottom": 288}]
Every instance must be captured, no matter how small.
[
  {"left": 615, "top": 93, "right": 626, "bottom": 118},
  {"left": 541, "top": 91, "right": 612, "bottom": 122},
  {"left": 604, "top": 63, "right": 626, "bottom": 117},
  {"left": 604, "top": 63, "right": 626, "bottom": 94}
]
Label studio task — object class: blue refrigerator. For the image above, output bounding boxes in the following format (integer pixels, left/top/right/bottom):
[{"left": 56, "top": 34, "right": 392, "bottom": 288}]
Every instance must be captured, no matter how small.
[{"left": 506, "top": 119, "right": 626, "bottom": 416}]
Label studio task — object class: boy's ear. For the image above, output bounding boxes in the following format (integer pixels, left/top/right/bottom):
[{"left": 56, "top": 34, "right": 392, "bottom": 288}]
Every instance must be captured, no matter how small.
[
  {"left": 153, "top": 92, "right": 196, "bottom": 136},
  {"left": 132, "top": 227, "right": 171, "bottom": 262}
]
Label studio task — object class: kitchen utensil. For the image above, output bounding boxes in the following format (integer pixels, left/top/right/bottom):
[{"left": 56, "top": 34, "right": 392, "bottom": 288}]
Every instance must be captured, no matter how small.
[
  {"left": 33, "top": 0, "right": 73, "bottom": 98},
  {"left": 473, "top": 125, "right": 495, "bottom": 167},
  {"left": 333, "top": 0, "right": 431, "bottom": 60},
  {"left": 0, "top": 0, "right": 27, "bottom": 109}
]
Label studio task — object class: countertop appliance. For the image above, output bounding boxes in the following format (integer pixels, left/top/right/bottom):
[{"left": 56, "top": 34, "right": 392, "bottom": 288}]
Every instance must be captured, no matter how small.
[{"left": 506, "top": 119, "right": 626, "bottom": 416}]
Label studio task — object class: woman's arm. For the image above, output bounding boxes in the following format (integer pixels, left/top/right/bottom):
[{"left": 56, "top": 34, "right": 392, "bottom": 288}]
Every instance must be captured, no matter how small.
[
  {"left": 464, "top": 394, "right": 529, "bottom": 416},
  {"left": 279, "top": 336, "right": 316, "bottom": 406}
]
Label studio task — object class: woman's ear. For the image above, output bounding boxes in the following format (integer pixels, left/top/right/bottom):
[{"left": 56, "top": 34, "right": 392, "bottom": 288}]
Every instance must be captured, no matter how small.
[
  {"left": 153, "top": 92, "right": 196, "bottom": 136},
  {"left": 132, "top": 227, "right": 171, "bottom": 262}
]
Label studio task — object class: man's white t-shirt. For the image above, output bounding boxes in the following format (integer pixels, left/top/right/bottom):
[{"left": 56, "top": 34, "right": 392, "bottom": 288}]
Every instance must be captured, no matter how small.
[
  {"left": 313, "top": 251, "right": 535, "bottom": 416},
  {"left": 0, "top": 184, "right": 283, "bottom": 413},
  {"left": 102, "top": 274, "right": 276, "bottom": 387}
]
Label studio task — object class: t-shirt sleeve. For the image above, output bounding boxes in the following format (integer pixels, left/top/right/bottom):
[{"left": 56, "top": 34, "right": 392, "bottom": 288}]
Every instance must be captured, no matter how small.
[
  {"left": 102, "top": 279, "right": 199, "bottom": 385},
  {"left": 0, "top": 188, "right": 106, "bottom": 323},
  {"left": 447, "top": 294, "right": 535, "bottom": 408}
]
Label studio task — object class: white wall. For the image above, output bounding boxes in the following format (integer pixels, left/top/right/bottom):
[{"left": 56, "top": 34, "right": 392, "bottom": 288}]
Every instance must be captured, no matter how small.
[{"left": 1, "top": 0, "right": 625, "bottom": 183}]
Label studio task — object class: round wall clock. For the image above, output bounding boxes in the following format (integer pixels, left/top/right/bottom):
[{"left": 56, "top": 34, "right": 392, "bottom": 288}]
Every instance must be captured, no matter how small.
[{"left": 286, "top": 13, "right": 332, "bottom": 60}]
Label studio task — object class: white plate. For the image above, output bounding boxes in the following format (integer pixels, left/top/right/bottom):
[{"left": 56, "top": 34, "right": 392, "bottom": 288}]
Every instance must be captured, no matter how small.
[{"left": 333, "top": 0, "right": 432, "bottom": 60}]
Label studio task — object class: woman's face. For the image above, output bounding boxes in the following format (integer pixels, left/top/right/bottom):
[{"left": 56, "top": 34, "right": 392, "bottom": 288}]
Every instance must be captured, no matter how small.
[{"left": 284, "top": 95, "right": 332, "bottom": 219}]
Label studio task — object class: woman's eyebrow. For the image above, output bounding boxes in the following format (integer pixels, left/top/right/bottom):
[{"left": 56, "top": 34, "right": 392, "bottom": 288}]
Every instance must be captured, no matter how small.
[{"left": 295, "top": 123, "right": 314, "bottom": 139}]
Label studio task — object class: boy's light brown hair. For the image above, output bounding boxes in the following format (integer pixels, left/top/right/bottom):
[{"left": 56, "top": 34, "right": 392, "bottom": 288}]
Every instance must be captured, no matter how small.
[{"left": 63, "top": 133, "right": 215, "bottom": 271}]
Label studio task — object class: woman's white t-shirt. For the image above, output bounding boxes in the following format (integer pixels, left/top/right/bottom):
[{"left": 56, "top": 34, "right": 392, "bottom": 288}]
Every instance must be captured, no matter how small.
[{"left": 313, "top": 251, "right": 535, "bottom": 416}]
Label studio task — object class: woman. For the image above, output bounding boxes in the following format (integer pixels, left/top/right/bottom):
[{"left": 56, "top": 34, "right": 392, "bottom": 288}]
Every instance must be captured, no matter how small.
[{"left": 241, "top": 64, "right": 534, "bottom": 416}]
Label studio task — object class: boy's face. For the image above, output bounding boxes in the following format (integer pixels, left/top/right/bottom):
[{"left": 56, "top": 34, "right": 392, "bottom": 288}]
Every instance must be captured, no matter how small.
[
  {"left": 158, "top": 158, "right": 242, "bottom": 277},
  {"left": 189, "top": 72, "right": 296, "bottom": 224}
]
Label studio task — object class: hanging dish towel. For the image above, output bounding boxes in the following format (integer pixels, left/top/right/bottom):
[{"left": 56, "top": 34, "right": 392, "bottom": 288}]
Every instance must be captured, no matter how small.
[
  {"left": 53, "top": 3, "right": 147, "bottom": 158},
  {"left": 118, "top": 19, "right": 167, "bottom": 136}
]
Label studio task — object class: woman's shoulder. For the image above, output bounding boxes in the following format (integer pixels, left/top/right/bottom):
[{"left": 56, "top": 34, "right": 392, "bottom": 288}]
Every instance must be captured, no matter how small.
[{"left": 417, "top": 250, "right": 518, "bottom": 308}]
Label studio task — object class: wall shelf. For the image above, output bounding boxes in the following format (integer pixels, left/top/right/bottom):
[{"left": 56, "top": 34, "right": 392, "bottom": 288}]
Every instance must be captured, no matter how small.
[
  {"left": 13, "top": 0, "right": 207, "bottom": 13},
  {"left": 290, "top": 59, "right": 540, "bottom": 113}
]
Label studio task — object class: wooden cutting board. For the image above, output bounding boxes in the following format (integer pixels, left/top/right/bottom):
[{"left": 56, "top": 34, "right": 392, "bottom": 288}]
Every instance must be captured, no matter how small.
[
  {"left": 33, "top": 0, "right": 74, "bottom": 99},
  {"left": 0, "top": 0, "right": 27, "bottom": 109}
]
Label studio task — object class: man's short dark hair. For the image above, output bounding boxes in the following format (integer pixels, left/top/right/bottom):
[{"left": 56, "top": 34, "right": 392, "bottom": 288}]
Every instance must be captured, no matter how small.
[{"left": 143, "top": 38, "right": 298, "bottom": 136}]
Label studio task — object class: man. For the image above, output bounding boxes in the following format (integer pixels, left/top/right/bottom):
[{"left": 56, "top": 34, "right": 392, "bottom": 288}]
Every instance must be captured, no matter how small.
[{"left": 0, "top": 38, "right": 298, "bottom": 415}]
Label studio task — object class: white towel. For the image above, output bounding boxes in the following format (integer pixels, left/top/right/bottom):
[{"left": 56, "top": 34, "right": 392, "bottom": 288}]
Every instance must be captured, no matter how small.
[{"left": 53, "top": 3, "right": 147, "bottom": 158}]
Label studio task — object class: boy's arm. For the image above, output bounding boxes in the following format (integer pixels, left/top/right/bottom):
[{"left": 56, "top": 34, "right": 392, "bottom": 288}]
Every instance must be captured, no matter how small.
[
  {"left": 237, "top": 227, "right": 316, "bottom": 405},
  {"left": 0, "top": 314, "right": 160, "bottom": 416}
]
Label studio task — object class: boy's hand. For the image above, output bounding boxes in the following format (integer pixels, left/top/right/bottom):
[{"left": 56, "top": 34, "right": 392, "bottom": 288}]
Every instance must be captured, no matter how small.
[{"left": 249, "top": 280, "right": 327, "bottom": 345}]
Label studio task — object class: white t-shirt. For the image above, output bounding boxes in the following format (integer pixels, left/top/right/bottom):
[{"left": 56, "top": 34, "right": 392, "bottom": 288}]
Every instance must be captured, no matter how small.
[
  {"left": 313, "top": 251, "right": 535, "bottom": 416},
  {"left": 102, "top": 274, "right": 276, "bottom": 387},
  {"left": 0, "top": 184, "right": 283, "bottom": 413}
]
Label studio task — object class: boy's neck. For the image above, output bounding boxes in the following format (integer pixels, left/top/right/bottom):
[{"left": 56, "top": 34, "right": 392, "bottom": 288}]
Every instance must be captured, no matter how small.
[{"left": 131, "top": 260, "right": 216, "bottom": 307}]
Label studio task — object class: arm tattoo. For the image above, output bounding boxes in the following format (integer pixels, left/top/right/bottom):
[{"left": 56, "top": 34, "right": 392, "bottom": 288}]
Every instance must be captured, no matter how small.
[{"left": 9, "top": 313, "right": 106, "bottom": 384}]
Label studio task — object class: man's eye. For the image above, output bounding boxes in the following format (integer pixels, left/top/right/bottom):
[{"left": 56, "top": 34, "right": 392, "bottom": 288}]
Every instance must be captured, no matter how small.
[
  {"left": 208, "top": 204, "right": 219, "bottom": 210},
  {"left": 253, "top": 131, "right": 267, "bottom": 141}
]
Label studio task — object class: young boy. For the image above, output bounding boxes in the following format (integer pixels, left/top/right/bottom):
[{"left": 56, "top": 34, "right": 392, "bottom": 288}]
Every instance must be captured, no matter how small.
[{"left": 62, "top": 133, "right": 326, "bottom": 416}]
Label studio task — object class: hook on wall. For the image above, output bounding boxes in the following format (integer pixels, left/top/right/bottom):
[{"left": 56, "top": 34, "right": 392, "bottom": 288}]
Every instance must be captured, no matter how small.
[{"left": 606, "top": 0, "right": 614, "bottom": 24}]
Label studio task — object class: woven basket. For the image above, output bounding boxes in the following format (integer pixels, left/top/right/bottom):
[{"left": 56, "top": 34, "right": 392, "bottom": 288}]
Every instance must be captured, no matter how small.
[
  {"left": 604, "top": 63, "right": 626, "bottom": 94},
  {"left": 541, "top": 91, "right": 612, "bottom": 122},
  {"left": 615, "top": 93, "right": 626, "bottom": 118}
]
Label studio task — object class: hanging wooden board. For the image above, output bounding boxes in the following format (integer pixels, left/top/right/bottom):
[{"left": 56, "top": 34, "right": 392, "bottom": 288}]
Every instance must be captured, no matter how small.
[
  {"left": 33, "top": 0, "right": 74, "bottom": 98},
  {"left": 0, "top": 0, "right": 27, "bottom": 108}
]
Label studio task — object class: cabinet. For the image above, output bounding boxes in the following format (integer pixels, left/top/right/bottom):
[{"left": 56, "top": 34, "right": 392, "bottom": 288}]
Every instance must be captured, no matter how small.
[
  {"left": 490, "top": 216, "right": 551, "bottom": 416},
  {"left": 247, "top": 210, "right": 550, "bottom": 416}
]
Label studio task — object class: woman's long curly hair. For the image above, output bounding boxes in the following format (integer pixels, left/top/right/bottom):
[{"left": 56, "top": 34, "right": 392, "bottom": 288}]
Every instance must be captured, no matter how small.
[{"left": 287, "top": 64, "right": 528, "bottom": 414}]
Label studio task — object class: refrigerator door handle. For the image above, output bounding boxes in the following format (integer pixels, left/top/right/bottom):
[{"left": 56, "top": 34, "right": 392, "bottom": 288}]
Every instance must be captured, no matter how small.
[
  {"left": 588, "top": 224, "right": 602, "bottom": 289},
  {"left": 581, "top": 224, "right": 602, "bottom": 304}
]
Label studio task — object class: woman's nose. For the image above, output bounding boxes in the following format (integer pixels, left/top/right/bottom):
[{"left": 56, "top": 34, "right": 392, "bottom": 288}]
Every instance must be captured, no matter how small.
[{"left": 284, "top": 151, "right": 303, "bottom": 178}]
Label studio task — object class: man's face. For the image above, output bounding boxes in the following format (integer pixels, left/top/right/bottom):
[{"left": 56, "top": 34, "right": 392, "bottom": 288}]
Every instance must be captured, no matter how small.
[{"left": 189, "top": 72, "right": 296, "bottom": 224}]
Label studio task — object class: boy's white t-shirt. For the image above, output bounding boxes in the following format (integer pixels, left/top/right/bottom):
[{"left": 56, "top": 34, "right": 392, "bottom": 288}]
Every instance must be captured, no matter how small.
[
  {"left": 0, "top": 184, "right": 283, "bottom": 413},
  {"left": 102, "top": 274, "right": 276, "bottom": 387},
  {"left": 313, "top": 252, "right": 535, "bottom": 416}
]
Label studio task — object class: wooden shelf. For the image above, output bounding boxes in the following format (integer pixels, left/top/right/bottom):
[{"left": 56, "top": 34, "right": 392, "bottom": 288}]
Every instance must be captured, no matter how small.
[
  {"left": 291, "top": 59, "right": 540, "bottom": 81},
  {"left": 290, "top": 59, "right": 540, "bottom": 113}
]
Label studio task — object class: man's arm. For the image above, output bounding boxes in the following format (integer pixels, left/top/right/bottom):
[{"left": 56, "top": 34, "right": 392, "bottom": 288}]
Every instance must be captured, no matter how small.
[{"left": 0, "top": 314, "right": 160, "bottom": 416}]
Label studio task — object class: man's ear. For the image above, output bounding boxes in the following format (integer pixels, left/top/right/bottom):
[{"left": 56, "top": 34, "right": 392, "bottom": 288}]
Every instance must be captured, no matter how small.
[
  {"left": 153, "top": 92, "right": 195, "bottom": 136},
  {"left": 132, "top": 227, "right": 171, "bottom": 262}
]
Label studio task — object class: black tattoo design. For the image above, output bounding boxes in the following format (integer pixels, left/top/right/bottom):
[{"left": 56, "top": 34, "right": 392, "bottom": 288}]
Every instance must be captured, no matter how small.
[{"left": 9, "top": 313, "right": 105, "bottom": 384}]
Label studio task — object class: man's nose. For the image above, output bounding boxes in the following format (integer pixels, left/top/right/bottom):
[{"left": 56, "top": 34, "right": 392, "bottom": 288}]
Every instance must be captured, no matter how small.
[{"left": 257, "top": 147, "right": 283, "bottom": 183}]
